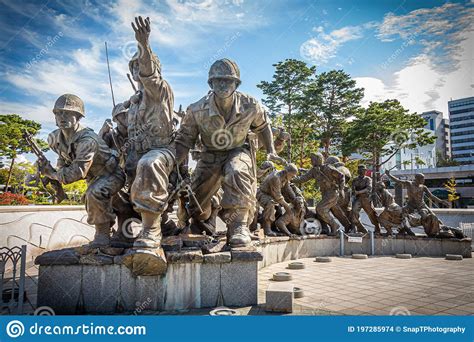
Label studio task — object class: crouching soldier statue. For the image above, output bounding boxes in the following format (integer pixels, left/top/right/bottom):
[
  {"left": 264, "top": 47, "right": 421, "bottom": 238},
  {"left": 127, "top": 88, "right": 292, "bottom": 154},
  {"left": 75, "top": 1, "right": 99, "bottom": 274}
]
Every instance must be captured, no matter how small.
[
  {"left": 39, "top": 94, "right": 125, "bottom": 247},
  {"left": 257, "top": 163, "right": 299, "bottom": 237},
  {"left": 174, "top": 58, "right": 282, "bottom": 247}
]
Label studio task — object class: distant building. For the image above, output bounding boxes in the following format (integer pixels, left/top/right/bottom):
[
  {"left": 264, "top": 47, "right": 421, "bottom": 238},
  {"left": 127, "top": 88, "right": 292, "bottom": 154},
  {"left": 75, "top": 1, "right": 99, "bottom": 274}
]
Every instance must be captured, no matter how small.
[
  {"left": 449, "top": 96, "right": 474, "bottom": 164},
  {"left": 383, "top": 129, "right": 437, "bottom": 171},
  {"left": 421, "top": 110, "right": 451, "bottom": 159}
]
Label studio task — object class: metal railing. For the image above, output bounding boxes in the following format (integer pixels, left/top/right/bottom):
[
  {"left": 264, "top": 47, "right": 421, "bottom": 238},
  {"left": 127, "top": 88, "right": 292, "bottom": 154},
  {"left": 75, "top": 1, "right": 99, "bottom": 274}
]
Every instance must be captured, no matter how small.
[{"left": 0, "top": 245, "right": 26, "bottom": 314}]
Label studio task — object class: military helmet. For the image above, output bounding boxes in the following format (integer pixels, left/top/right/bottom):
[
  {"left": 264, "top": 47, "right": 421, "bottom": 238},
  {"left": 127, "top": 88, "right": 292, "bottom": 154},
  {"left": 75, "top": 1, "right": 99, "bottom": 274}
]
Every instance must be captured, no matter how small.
[
  {"left": 325, "top": 156, "right": 341, "bottom": 165},
  {"left": 285, "top": 163, "right": 298, "bottom": 174},
  {"left": 260, "top": 160, "right": 275, "bottom": 170},
  {"left": 208, "top": 58, "right": 241, "bottom": 86},
  {"left": 310, "top": 152, "right": 324, "bottom": 166},
  {"left": 53, "top": 94, "right": 85, "bottom": 117},
  {"left": 129, "top": 51, "right": 161, "bottom": 74},
  {"left": 112, "top": 103, "right": 128, "bottom": 118}
]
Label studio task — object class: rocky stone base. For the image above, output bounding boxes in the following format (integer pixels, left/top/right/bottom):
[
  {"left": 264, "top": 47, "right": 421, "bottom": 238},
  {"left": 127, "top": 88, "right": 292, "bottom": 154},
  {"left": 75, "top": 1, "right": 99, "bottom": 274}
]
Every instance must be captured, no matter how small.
[{"left": 35, "top": 237, "right": 262, "bottom": 314}]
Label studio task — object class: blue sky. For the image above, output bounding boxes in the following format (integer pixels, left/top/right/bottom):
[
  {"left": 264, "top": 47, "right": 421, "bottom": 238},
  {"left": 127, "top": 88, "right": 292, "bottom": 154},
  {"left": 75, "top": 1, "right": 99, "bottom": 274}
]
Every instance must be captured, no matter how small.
[{"left": 0, "top": 0, "right": 473, "bottom": 162}]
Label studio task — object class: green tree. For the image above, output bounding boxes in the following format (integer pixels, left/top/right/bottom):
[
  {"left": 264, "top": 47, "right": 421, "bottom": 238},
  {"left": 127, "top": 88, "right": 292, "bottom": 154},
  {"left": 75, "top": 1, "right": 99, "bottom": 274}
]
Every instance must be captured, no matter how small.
[
  {"left": 436, "top": 151, "right": 460, "bottom": 167},
  {"left": 307, "top": 70, "right": 364, "bottom": 157},
  {"left": 444, "top": 177, "right": 459, "bottom": 206},
  {"left": 0, "top": 114, "right": 47, "bottom": 191},
  {"left": 342, "top": 100, "right": 435, "bottom": 179},
  {"left": 257, "top": 59, "right": 316, "bottom": 165},
  {"left": 0, "top": 161, "right": 36, "bottom": 189}
]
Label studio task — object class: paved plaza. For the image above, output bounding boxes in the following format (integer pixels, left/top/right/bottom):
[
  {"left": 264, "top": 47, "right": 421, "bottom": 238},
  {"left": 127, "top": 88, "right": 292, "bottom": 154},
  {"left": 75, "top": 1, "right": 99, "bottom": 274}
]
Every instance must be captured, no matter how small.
[{"left": 258, "top": 255, "right": 474, "bottom": 316}]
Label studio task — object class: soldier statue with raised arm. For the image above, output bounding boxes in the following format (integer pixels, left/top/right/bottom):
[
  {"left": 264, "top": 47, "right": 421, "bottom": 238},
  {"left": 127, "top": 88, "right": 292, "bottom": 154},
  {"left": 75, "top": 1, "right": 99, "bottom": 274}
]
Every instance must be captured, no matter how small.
[{"left": 125, "top": 16, "right": 176, "bottom": 249}]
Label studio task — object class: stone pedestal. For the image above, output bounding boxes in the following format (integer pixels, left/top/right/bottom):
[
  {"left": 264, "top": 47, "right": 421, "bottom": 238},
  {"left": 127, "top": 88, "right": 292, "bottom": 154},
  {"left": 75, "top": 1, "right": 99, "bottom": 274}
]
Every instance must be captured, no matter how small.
[{"left": 36, "top": 246, "right": 262, "bottom": 314}]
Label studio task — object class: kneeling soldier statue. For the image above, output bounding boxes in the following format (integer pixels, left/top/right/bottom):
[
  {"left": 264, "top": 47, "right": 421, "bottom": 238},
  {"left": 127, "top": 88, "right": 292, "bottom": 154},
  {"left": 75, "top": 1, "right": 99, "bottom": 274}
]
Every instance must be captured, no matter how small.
[{"left": 40, "top": 94, "right": 125, "bottom": 247}]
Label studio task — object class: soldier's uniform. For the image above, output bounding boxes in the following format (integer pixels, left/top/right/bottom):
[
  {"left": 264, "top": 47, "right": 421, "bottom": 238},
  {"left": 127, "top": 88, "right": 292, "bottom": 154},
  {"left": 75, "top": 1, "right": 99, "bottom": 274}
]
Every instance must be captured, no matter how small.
[
  {"left": 47, "top": 94, "right": 125, "bottom": 246},
  {"left": 123, "top": 52, "right": 176, "bottom": 248},
  {"left": 100, "top": 103, "right": 129, "bottom": 168},
  {"left": 175, "top": 91, "right": 267, "bottom": 238},
  {"left": 293, "top": 153, "right": 344, "bottom": 235},
  {"left": 257, "top": 166, "right": 297, "bottom": 235},
  {"left": 326, "top": 157, "right": 352, "bottom": 232},
  {"left": 375, "top": 183, "right": 404, "bottom": 235},
  {"left": 351, "top": 169, "right": 381, "bottom": 234}
]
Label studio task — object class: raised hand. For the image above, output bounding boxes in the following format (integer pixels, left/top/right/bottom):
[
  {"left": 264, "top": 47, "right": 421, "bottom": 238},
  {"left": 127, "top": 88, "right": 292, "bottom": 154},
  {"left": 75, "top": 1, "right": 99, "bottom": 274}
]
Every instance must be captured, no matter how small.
[{"left": 131, "top": 16, "right": 151, "bottom": 46}]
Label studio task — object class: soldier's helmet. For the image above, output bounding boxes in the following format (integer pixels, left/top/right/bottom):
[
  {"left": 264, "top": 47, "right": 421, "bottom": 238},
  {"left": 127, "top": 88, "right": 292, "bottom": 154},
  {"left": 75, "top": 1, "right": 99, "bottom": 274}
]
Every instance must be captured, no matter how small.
[
  {"left": 208, "top": 58, "right": 241, "bottom": 87},
  {"left": 53, "top": 94, "right": 85, "bottom": 118},
  {"left": 260, "top": 160, "right": 275, "bottom": 171},
  {"left": 310, "top": 152, "right": 324, "bottom": 166},
  {"left": 285, "top": 163, "right": 298, "bottom": 174},
  {"left": 325, "top": 156, "right": 341, "bottom": 165},
  {"left": 129, "top": 51, "right": 161, "bottom": 74},
  {"left": 112, "top": 103, "right": 128, "bottom": 118}
]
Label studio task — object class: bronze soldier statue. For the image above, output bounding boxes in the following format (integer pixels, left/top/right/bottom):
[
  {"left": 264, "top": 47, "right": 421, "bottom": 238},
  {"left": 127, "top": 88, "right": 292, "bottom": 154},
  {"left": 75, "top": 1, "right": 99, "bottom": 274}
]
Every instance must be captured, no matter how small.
[
  {"left": 271, "top": 127, "right": 291, "bottom": 154},
  {"left": 39, "top": 94, "right": 125, "bottom": 247},
  {"left": 385, "top": 170, "right": 448, "bottom": 237},
  {"left": 351, "top": 164, "right": 381, "bottom": 234},
  {"left": 293, "top": 152, "right": 345, "bottom": 236},
  {"left": 99, "top": 102, "right": 129, "bottom": 167},
  {"left": 257, "top": 163, "right": 299, "bottom": 237},
  {"left": 374, "top": 181, "right": 414, "bottom": 236},
  {"left": 326, "top": 156, "right": 353, "bottom": 233},
  {"left": 174, "top": 58, "right": 282, "bottom": 247},
  {"left": 125, "top": 16, "right": 176, "bottom": 249},
  {"left": 275, "top": 195, "right": 306, "bottom": 237}
]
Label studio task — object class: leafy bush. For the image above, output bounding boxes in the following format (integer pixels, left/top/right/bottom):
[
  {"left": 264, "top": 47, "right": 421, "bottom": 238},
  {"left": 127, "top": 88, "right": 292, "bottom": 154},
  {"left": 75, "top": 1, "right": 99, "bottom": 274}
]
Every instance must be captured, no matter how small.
[{"left": 0, "top": 192, "right": 30, "bottom": 205}]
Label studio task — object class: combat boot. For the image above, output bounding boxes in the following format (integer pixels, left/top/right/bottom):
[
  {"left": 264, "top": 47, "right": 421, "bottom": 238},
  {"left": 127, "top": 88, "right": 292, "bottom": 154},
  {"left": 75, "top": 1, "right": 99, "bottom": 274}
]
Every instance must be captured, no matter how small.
[
  {"left": 90, "top": 223, "right": 111, "bottom": 247},
  {"left": 134, "top": 212, "right": 162, "bottom": 248},
  {"left": 228, "top": 222, "right": 252, "bottom": 247}
]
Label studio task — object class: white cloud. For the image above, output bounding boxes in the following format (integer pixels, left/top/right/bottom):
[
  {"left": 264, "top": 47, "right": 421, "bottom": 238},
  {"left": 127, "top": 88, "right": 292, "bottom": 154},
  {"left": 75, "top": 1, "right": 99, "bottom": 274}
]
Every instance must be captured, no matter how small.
[
  {"left": 377, "top": 2, "right": 473, "bottom": 72},
  {"left": 356, "top": 3, "right": 474, "bottom": 115},
  {"left": 300, "top": 25, "right": 363, "bottom": 63},
  {"left": 356, "top": 29, "right": 474, "bottom": 115},
  {"left": 2, "top": 0, "right": 259, "bottom": 135}
]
